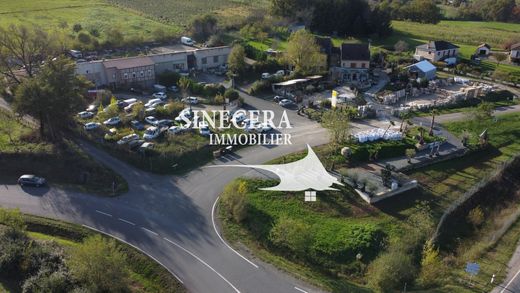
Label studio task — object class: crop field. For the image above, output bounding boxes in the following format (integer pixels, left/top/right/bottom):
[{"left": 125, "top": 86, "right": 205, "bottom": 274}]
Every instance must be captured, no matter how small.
[
  {"left": 106, "top": 0, "right": 269, "bottom": 27},
  {"left": 0, "top": 0, "right": 180, "bottom": 42}
]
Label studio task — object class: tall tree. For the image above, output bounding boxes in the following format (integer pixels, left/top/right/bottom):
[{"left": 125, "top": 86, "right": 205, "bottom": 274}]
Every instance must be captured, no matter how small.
[
  {"left": 429, "top": 109, "right": 438, "bottom": 136},
  {"left": 321, "top": 108, "right": 350, "bottom": 146},
  {"left": 227, "top": 44, "right": 246, "bottom": 75},
  {"left": 13, "top": 56, "right": 91, "bottom": 140},
  {"left": 0, "top": 25, "right": 60, "bottom": 84},
  {"left": 284, "top": 30, "right": 326, "bottom": 75}
]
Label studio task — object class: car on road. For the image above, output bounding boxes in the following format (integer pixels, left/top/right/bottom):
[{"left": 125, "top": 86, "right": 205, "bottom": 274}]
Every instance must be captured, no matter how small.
[
  {"left": 152, "top": 92, "right": 167, "bottom": 100},
  {"left": 145, "top": 116, "right": 159, "bottom": 126},
  {"left": 199, "top": 123, "right": 211, "bottom": 136},
  {"left": 78, "top": 111, "right": 94, "bottom": 119},
  {"left": 84, "top": 122, "right": 101, "bottom": 131},
  {"left": 103, "top": 117, "right": 121, "bottom": 125},
  {"left": 245, "top": 121, "right": 261, "bottom": 133},
  {"left": 143, "top": 126, "right": 161, "bottom": 140},
  {"left": 279, "top": 99, "right": 293, "bottom": 107},
  {"left": 182, "top": 96, "right": 199, "bottom": 105},
  {"left": 167, "top": 126, "right": 183, "bottom": 135},
  {"left": 18, "top": 174, "right": 46, "bottom": 187},
  {"left": 117, "top": 133, "right": 139, "bottom": 145},
  {"left": 130, "top": 120, "right": 145, "bottom": 130},
  {"left": 258, "top": 122, "right": 273, "bottom": 133}
]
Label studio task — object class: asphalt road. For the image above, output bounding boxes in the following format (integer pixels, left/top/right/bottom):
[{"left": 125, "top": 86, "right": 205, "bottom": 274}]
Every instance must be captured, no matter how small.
[{"left": 0, "top": 92, "right": 329, "bottom": 293}]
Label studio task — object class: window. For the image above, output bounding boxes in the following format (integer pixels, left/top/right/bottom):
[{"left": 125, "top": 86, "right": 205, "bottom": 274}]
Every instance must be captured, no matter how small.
[
  {"left": 351, "top": 62, "right": 357, "bottom": 68},
  {"left": 202, "top": 57, "right": 207, "bottom": 65},
  {"left": 437, "top": 52, "right": 440, "bottom": 56},
  {"left": 123, "top": 73, "right": 128, "bottom": 79},
  {"left": 304, "top": 191, "right": 316, "bottom": 202},
  {"left": 213, "top": 56, "right": 219, "bottom": 63},
  {"left": 140, "top": 71, "right": 144, "bottom": 77},
  {"left": 132, "top": 72, "right": 136, "bottom": 78},
  {"left": 148, "top": 69, "right": 152, "bottom": 76},
  {"left": 86, "top": 70, "right": 89, "bottom": 74},
  {"left": 361, "top": 63, "right": 366, "bottom": 68}
]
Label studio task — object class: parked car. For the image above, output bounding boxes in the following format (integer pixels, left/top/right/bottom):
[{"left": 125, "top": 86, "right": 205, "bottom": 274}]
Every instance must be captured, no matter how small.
[
  {"left": 182, "top": 96, "right": 199, "bottom": 105},
  {"left": 279, "top": 99, "right": 293, "bottom": 107},
  {"left": 124, "top": 101, "right": 142, "bottom": 112},
  {"left": 273, "top": 96, "right": 281, "bottom": 102},
  {"left": 168, "top": 126, "right": 183, "bottom": 135},
  {"left": 152, "top": 92, "right": 167, "bottom": 100},
  {"left": 139, "top": 142, "right": 155, "bottom": 153},
  {"left": 199, "top": 123, "right": 211, "bottom": 136},
  {"left": 117, "top": 133, "right": 139, "bottom": 145},
  {"left": 181, "top": 36, "right": 194, "bottom": 46},
  {"left": 104, "top": 128, "right": 118, "bottom": 140},
  {"left": 145, "top": 116, "right": 159, "bottom": 126},
  {"left": 157, "top": 119, "right": 174, "bottom": 127},
  {"left": 78, "top": 111, "right": 94, "bottom": 119},
  {"left": 18, "top": 174, "right": 46, "bottom": 187},
  {"left": 261, "top": 73, "right": 271, "bottom": 79},
  {"left": 145, "top": 98, "right": 162, "bottom": 108},
  {"left": 231, "top": 112, "right": 247, "bottom": 124},
  {"left": 175, "top": 108, "right": 194, "bottom": 122},
  {"left": 86, "top": 104, "right": 97, "bottom": 112},
  {"left": 103, "top": 117, "right": 121, "bottom": 125},
  {"left": 143, "top": 126, "right": 161, "bottom": 140},
  {"left": 145, "top": 107, "right": 156, "bottom": 115},
  {"left": 128, "top": 139, "right": 145, "bottom": 150},
  {"left": 258, "top": 123, "right": 273, "bottom": 133},
  {"left": 245, "top": 121, "right": 262, "bottom": 133},
  {"left": 169, "top": 85, "right": 179, "bottom": 92},
  {"left": 275, "top": 70, "right": 285, "bottom": 77},
  {"left": 117, "top": 100, "right": 128, "bottom": 109},
  {"left": 84, "top": 122, "right": 101, "bottom": 131},
  {"left": 130, "top": 120, "right": 145, "bottom": 130}
]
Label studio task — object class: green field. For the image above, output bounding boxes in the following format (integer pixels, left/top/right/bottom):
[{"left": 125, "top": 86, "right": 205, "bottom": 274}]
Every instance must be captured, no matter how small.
[{"left": 0, "top": 0, "right": 180, "bottom": 42}]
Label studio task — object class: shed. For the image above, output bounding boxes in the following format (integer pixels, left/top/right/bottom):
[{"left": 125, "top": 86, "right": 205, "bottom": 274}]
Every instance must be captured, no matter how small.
[
  {"left": 406, "top": 60, "right": 436, "bottom": 80},
  {"left": 476, "top": 43, "right": 491, "bottom": 55}
]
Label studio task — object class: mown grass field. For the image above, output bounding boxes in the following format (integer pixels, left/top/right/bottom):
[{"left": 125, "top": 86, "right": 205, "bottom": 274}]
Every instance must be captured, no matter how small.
[{"left": 0, "top": 0, "right": 180, "bottom": 42}]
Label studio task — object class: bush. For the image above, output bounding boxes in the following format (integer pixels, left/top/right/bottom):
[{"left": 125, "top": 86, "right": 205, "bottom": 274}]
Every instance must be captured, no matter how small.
[
  {"left": 249, "top": 80, "right": 271, "bottom": 95},
  {"left": 220, "top": 180, "right": 248, "bottom": 223},
  {"left": 223, "top": 88, "right": 239, "bottom": 101},
  {"left": 270, "top": 217, "right": 313, "bottom": 257},
  {"left": 367, "top": 250, "right": 417, "bottom": 292}
]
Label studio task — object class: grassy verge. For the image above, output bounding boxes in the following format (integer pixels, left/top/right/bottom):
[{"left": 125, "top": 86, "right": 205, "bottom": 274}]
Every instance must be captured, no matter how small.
[
  {"left": 16, "top": 214, "right": 186, "bottom": 293},
  {"left": 0, "top": 109, "right": 127, "bottom": 195}
]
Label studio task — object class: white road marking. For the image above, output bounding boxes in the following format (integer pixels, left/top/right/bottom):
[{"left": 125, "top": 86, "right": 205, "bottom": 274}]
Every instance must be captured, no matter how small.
[
  {"left": 211, "top": 196, "right": 259, "bottom": 268},
  {"left": 141, "top": 227, "right": 159, "bottom": 236},
  {"left": 118, "top": 218, "right": 136, "bottom": 226},
  {"left": 294, "top": 287, "right": 308, "bottom": 293},
  {"left": 501, "top": 267, "right": 520, "bottom": 293},
  {"left": 81, "top": 225, "right": 183, "bottom": 284},
  {"left": 163, "top": 237, "right": 241, "bottom": 293},
  {"left": 95, "top": 210, "right": 112, "bottom": 217}
]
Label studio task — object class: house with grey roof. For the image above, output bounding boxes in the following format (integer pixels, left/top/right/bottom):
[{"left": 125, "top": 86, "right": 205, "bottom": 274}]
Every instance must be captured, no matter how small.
[
  {"left": 510, "top": 43, "right": 520, "bottom": 63},
  {"left": 406, "top": 60, "right": 436, "bottom": 80},
  {"left": 414, "top": 41, "right": 459, "bottom": 62}
]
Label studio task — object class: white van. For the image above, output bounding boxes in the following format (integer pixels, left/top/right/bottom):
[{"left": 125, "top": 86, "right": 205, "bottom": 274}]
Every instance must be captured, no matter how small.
[{"left": 181, "top": 36, "right": 194, "bottom": 46}]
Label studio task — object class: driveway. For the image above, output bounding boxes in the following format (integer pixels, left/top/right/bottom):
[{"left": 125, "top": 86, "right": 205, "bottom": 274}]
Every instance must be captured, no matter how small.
[{"left": 0, "top": 93, "right": 328, "bottom": 293}]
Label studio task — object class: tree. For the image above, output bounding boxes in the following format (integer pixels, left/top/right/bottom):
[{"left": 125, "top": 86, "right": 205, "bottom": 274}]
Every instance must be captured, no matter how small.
[
  {"left": 321, "top": 108, "right": 351, "bottom": 145},
  {"left": 190, "top": 14, "right": 218, "bottom": 42},
  {"left": 270, "top": 217, "right": 313, "bottom": 256},
  {"left": 394, "top": 40, "right": 409, "bottom": 53},
  {"left": 0, "top": 110, "right": 18, "bottom": 144},
  {"left": 405, "top": 148, "right": 416, "bottom": 163},
  {"left": 77, "top": 32, "right": 91, "bottom": 45},
  {"left": 418, "top": 240, "right": 445, "bottom": 288},
  {"left": 285, "top": 30, "right": 326, "bottom": 75},
  {"left": 367, "top": 250, "right": 417, "bottom": 292},
  {"left": 68, "top": 235, "right": 128, "bottom": 292},
  {"left": 429, "top": 109, "right": 438, "bottom": 136},
  {"left": 227, "top": 45, "right": 246, "bottom": 75},
  {"left": 178, "top": 77, "right": 192, "bottom": 100},
  {"left": 224, "top": 88, "right": 240, "bottom": 101},
  {"left": 471, "top": 101, "right": 494, "bottom": 121},
  {"left": 399, "top": 111, "right": 414, "bottom": 132},
  {"left": 13, "top": 57, "right": 92, "bottom": 140},
  {"left": 467, "top": 206, "right": 485, "bottom": 228},
  {"left": 494, "top": 53, "right": 508, "bottom": 67},
  {"left": 72, "top": 23, "right": 83, "bottom": 33},
  {"left": 0, "top": 24, "right": 60, "bottom": 84},
  {"left": 220, "top": 180, "right": 248, "bottom": 223}
]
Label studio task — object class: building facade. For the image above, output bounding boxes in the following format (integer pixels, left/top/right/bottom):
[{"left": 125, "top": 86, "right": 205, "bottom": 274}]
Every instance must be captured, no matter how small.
[
  {"left": 511, "top": 43, "right": 520, "bottom": 62},
  {"left": 76, "top": 46, "right": 231, "bottom": 89},
  {"left": 336, "top": 43, "right": 371, "bottom": 83},
  {"left": 414, "top": 41, "right": 459, "bottom": 62}
]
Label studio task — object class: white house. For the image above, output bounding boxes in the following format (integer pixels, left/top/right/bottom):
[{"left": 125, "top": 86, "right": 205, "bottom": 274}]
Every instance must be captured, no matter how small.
[
  {"left": 414, "top": 41, "right": 459, "bottom": 62},
  {"left": 406, "top": 60, "right": 436, "bottom": 80},
  {"left": 476, "top": 43, "right": 491, "bottom": 56},
  {"left": 511, "top": 43, "right": 520, "bottom": 63}
]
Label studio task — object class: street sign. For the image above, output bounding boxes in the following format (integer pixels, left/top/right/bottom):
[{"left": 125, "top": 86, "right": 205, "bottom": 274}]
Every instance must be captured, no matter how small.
[{"left": 465, "top": 262, "right": 480, "bottom": 276}]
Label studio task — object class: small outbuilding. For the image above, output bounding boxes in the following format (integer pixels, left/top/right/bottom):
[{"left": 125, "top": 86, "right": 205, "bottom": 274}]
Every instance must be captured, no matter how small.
[
  {"left": 476, "top": 43, "right": 491, "bottom": 55},
  {"left": 406, "top": 60, "right": 436, "bottom": 80}
]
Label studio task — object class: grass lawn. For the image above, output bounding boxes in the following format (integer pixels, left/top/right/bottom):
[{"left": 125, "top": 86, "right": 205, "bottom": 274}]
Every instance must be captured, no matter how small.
[
  {"left": 0, "top": 109, "right": 127, "bottom": 195},
  {"left": 0, "top": 0, "right": 180, "bottom": 42}
]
